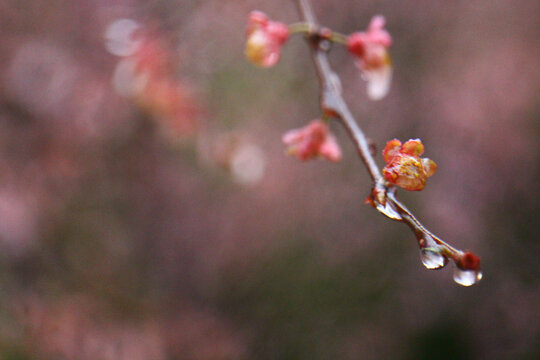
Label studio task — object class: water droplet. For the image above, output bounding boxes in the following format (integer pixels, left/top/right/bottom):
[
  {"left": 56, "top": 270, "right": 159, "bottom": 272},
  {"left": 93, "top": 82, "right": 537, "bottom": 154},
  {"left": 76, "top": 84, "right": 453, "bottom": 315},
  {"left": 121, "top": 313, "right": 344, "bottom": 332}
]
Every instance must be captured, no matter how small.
[
  {"left": 420, "top": 248, "right": 448, "bottom": 269},
  {"left": 375, "top": 201, "right": 402, "bottom": 220},
  {"left": 453, "top": 267, "right": 483, "bottom": 286}
]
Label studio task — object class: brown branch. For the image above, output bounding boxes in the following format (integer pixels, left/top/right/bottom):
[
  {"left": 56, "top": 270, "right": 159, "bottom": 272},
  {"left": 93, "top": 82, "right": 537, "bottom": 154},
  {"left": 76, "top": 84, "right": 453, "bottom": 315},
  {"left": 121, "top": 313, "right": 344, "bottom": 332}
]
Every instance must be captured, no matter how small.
[
  {"left": 294, "top": 0, "right": 481, "bottom": 281},
  {"left": 295, "top": 0, "right": 380, "bottom": 183}
]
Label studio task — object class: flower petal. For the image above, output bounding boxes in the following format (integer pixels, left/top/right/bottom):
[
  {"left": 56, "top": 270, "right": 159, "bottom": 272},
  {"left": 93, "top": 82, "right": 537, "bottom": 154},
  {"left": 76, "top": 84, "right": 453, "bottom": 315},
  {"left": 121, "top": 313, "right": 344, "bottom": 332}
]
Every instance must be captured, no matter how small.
[
  {"left": 282, "top": 120, "right": 341, "bottom": 162},
  {"left": 369, "top": 15, "right": 386, "bottom": 31},
  {"left": 245, "top": 30, "right": 270, "bottom": 66},
  {"left": 282, "top": 128, "right": 304, "bottom": 145},
  {"left": 402, "top": 139, "right": 424, "bottom": 156},
  {"left": 382, "top": 139, "right": 402, "bottom": 163},
  {"left": 365, "top": 64, "right": 392, "bottom": 101},
  {"left": 248, "top": 11, "right": 269, "bottom": 30},
  {"left": 245, "top": 12, "right": 289, "bottom": 68},
  {"left": 319, "top": 134, "right": 342, "bottom": 162},
  {"left": 266, "top": 22, "right": 289, "bottom": 44},
  {"left": 422, "top": 158, "right": 437, "bottom": 177},
  {"left": 347, "top": 32, "right": 366, "bottom": 57}
]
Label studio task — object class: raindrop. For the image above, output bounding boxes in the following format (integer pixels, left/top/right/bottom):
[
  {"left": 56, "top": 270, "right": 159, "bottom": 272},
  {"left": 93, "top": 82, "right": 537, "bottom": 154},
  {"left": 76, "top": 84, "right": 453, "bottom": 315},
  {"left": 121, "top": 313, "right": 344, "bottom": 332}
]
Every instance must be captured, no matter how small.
[
  {"left": 375, "top": 201, "right": 402, "bottom": 220},
  {"left": 420, "top": 248, "right": 448, "bottom": 270},
  {"left": 453, "top": 267, "right": 483, "bottom": 286}
]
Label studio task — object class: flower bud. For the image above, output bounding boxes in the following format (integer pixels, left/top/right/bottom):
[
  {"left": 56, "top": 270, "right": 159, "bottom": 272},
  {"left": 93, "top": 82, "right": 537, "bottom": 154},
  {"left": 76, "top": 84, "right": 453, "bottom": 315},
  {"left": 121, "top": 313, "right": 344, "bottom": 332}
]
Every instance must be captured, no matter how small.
[
  {"left": 347, "top": 15, "right": 392, "bottom": 100},
  {"left": 245, "top": 11, "right": 289, "bottom": 68},
  {"left": 455, "top": 251, "right": 481, "bottom": 271},
  {"left": 282, "top": 120, "right": 342, "bottom": 162},
  {"left": 382, "top": 139, "right": 437, "bottom": 191}
]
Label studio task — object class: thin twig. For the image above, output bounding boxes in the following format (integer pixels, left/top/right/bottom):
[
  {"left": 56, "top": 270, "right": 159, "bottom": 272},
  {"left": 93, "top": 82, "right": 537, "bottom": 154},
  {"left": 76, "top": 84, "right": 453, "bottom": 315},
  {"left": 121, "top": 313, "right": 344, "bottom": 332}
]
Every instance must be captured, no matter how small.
[{"left": 294, "top": 0, "right": 467, "bottom": 263}]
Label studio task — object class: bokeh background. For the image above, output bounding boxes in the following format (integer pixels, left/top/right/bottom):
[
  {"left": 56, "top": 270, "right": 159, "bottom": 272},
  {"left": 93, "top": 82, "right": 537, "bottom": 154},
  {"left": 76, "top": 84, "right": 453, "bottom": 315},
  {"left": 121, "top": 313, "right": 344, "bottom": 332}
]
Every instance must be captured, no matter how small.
[{"left": 0, "top": 0, "right": 538, "bottom": 359}]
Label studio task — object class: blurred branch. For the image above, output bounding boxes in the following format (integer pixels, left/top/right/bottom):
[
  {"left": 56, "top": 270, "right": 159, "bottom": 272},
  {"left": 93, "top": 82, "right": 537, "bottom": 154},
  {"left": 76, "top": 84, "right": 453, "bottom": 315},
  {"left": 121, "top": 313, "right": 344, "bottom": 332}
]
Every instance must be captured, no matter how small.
[{"left": 294, "top": 0, "right": 480, "bottom": 276}]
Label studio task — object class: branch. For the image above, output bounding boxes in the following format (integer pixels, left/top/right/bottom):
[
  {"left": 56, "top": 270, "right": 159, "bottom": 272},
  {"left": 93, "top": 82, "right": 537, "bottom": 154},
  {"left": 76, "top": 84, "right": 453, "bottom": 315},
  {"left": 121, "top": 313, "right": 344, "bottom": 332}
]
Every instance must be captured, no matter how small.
[{"left": 294, "top": 0, "right": 482, "bottom": 285}]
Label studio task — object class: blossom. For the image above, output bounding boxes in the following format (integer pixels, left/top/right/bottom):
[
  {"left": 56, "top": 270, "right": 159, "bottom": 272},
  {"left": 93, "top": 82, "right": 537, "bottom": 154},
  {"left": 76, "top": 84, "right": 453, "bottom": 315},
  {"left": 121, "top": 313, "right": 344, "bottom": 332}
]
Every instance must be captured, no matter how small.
[
  {"left": 347, "top": 15, "right": 392, "bottom": 100},
  {"left": 282, "top": 120, "right": 342, "bottom": 162},
  {"left": 382, "top": 139, "right": 437, "bottom": 191},
  {"left": 245, "top": 11, "right": 289, "bottom": 68}
]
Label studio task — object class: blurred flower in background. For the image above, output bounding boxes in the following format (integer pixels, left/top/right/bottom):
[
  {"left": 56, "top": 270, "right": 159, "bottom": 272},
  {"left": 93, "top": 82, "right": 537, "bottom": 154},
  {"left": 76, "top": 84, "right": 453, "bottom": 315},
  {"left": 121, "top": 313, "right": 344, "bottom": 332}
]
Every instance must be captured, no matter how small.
[
  {"left": 347, "top": 15, "right": 393, "bottom": 100},
  {"left": 282, "top": 120, "right": 342, "bottom": 162},
  {"left": 245, "top": 10, "right": 290, "bottom": 68},
  {"left": 106, "top": 18, "right": 198, "bottom": 140}
]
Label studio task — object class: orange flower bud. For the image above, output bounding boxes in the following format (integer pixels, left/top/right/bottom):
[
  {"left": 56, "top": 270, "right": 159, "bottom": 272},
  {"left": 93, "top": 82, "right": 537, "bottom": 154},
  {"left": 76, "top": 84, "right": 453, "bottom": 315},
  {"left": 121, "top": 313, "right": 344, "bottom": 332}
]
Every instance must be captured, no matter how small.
[{"left": 382, "top": 139, "right": 437, "bottom": 191}]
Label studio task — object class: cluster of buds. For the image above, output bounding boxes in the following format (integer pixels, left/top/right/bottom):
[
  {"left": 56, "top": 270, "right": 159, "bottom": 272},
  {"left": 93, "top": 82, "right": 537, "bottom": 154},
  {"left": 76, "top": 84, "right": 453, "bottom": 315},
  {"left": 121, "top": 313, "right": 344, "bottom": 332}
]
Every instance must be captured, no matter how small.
[
  {"left": 246, "top": 9, "right": 481, "bottom": 285},
  {"left": 245, "top": 12, "right": 392, "bottom": 100},
  {"left": 245, "top": 11, "right": 290, "bottom": 68},
  {"left": 382, "top": 139, "right": 437, "bottom": 191},
  {"left": 245, "top": 12, "right": 436, "bottom": 188}
]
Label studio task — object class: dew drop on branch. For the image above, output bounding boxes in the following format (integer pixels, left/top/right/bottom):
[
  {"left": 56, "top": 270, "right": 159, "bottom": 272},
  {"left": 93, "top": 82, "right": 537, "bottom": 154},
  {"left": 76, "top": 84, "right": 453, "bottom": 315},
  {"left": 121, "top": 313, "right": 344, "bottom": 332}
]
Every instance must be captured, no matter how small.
[
  {"left": 420, "top": 248, "right": 448, "bottom": 270},
  {"left": 375, "top": 201, "right": 402, "bottom": 220},
  {"left": 453, "top": 267, "right": 483, "bottom": 286}
]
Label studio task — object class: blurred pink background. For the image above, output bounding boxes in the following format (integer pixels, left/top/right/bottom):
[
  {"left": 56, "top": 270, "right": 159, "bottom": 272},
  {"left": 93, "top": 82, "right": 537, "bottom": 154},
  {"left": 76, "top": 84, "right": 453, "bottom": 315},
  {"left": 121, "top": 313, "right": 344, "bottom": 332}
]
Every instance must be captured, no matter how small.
[{"left": 0, "top": 0, "right": 538, "bottom": 359}]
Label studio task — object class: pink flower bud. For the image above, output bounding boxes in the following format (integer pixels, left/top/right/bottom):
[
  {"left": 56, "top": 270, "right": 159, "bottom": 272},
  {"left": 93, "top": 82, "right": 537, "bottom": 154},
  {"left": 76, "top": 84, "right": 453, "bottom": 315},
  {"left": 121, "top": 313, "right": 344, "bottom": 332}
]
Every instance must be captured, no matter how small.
[
  {"left": 245, "top": 11, "right": 289, "bottom": 68},
  {"left": 382, "top": 139, "right": 437, "bottom": 191},
  {"left": 347, "top": 15, "right": 393, "bottom": 100},
  {"left": 282, "top": 120, "right": 342, "bottom": 162}
]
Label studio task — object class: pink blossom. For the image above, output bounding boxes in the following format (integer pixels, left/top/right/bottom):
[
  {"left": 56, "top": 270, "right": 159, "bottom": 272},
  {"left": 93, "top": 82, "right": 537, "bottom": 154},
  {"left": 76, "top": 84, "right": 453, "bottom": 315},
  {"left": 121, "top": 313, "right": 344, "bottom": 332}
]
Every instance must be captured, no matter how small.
[
  {"left": 347, "top": 15, "right": 393, "bottom": 100},
  {"left": 382, "top": 139, "right": 437, "bottom": 191},
  {"left": 282, "top": 120, "right": 342, "bottom": 162},
  {"left": 245, "top": 11, "right": 289, "bottom": 68}
]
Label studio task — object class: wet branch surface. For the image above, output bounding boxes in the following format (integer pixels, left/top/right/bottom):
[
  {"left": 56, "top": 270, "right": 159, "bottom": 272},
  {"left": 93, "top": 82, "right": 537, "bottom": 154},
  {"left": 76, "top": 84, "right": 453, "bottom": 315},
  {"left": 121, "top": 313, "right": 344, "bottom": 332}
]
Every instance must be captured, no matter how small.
[{"left": 294, "top": 0, "right": 474, "bottom": 265}]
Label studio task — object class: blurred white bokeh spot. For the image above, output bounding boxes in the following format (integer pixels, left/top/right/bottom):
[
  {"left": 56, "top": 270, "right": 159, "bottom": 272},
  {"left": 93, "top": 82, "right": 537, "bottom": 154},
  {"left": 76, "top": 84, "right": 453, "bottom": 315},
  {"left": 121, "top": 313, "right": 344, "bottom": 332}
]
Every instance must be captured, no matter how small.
[
  {"left": 104, "top": 18, "right": 142, "bottom": 57},
  {"left": 230, "top": 143, "right": 266, "bottom": 185}
]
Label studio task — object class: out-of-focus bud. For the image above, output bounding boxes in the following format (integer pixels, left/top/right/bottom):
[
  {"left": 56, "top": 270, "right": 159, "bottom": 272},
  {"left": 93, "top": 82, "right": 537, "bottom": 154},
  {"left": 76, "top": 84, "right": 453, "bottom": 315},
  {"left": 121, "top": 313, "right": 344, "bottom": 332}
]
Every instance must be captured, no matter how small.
[
  {"left": 282, "top": 120, "right": 342, "bottom": 162},
  {"left": 245, "top": 11, "right": 289, "bottom": 68},
  {"left": 347, "top": 15, "right": 392, "bottom": 100},
  {"left": 382, "top": 139, "right": 437, "bottom": 191}
]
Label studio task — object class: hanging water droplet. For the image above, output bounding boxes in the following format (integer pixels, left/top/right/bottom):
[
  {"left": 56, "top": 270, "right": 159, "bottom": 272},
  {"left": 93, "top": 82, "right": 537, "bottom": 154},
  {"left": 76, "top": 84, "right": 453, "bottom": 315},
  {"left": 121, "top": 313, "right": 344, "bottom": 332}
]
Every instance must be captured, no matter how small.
[
  {"left": 453, "top": 267, "right": 483, "bottom": 286},
  {"left": 420, "top": 248, "right": 448, "bottom": 269},
  {"left": 375, "top": 201, "right": 402, "bottom": 220}
]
